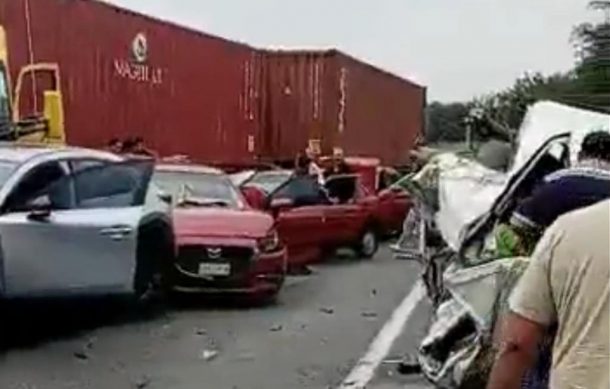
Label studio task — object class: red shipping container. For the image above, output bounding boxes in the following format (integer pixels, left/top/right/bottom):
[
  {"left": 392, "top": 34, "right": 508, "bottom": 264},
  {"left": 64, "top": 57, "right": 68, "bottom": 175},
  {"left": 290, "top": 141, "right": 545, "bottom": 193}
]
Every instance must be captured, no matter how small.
[
  {"left": 0, "top": 0, "right": 262, "bottom": 165},
  {"left": 258, "top": 50, "right": 426, "bottom": 166}
]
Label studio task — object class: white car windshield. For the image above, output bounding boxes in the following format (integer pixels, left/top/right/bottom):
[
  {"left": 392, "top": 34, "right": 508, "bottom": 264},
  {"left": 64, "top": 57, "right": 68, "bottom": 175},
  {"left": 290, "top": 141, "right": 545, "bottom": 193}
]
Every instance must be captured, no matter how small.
[{"left": 153, "top": 170, "right": 242, "bottom": 208}]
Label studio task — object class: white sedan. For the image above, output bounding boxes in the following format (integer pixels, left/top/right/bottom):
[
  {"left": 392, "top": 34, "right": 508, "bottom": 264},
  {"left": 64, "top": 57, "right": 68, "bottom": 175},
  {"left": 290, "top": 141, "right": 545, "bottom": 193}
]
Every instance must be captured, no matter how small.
[{"left": 0, "top": 144, "right": 173, "bottom": 299}]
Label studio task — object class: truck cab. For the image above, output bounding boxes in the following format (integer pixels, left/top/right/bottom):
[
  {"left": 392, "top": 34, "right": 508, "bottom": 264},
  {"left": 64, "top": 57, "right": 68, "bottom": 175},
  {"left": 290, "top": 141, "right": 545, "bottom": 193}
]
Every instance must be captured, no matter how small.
[{"left": 0, "top": 25, "right": 65, "bottom": 144}]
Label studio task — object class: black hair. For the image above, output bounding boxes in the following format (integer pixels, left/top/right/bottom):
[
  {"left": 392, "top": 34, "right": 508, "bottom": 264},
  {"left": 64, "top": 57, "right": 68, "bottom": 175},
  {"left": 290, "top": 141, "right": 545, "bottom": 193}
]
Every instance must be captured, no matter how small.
[
  {"left": 121, "top": 137, "right": 137, "bottom": 152},
  {"left": 580, "top": 131, "right": 610, "bottom": 162},
  {"left": 297, "top": 154, "right": 311, "bottom": 168}
]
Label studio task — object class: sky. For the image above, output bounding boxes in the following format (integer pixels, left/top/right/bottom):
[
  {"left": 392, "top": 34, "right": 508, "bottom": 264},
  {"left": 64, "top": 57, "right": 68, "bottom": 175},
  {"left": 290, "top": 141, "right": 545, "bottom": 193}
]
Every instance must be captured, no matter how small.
[{"left": 107, "top": 0, "right": 597, "bottom": 102}]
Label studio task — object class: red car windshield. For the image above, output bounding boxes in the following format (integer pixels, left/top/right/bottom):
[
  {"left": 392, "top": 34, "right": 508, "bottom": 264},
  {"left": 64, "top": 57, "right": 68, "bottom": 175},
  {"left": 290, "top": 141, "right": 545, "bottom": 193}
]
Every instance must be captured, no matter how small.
[{"left": 153, "top": 170, "right": 243, "bottom": 209}]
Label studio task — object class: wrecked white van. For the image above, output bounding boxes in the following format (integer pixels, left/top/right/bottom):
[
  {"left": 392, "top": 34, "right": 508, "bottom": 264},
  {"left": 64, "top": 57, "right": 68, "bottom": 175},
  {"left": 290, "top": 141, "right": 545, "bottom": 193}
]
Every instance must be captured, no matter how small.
[{"left": 394, "top": 101, "right": 610, "bottom": 388}]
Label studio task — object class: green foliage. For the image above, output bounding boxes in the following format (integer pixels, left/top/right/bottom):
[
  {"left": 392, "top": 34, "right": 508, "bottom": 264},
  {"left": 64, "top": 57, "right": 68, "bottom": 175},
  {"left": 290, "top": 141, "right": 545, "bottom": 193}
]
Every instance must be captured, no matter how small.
[
  {"left": 425, "top": 101, "right": 471, "bottom": 143},
  {"left": 427, "top": 1, "right": 610, "bottom": 144},
  {"left": 472, "top": 72, "right": 578, "bottom": 130},
  {"left": 571, "top": 1, "right": 610, "bottom": 108}
]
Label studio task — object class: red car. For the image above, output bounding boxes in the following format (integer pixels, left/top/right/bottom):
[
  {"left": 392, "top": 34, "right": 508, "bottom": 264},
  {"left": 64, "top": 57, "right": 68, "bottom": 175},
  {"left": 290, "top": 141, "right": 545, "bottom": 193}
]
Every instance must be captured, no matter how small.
[
  {"left": 238, "top": 170, "right": 387, "bottom": 267},
  {"left": 153, "top": 164, "right": 287, "bottom": 299}
]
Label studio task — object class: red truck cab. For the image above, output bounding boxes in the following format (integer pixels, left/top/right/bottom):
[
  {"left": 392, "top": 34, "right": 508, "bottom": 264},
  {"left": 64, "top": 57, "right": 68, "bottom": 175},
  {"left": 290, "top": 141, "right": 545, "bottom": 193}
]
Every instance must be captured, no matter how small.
[{"left": 320, "top": 156, "right": 413, "bottom": 236}]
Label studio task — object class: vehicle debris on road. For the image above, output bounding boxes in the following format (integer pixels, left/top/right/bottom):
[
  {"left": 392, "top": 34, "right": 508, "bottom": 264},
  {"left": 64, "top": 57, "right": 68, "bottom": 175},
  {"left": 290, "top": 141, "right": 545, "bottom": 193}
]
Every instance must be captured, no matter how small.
[
  {"left": 319, "top": 307, "right": 335, "bottom": 315},
  {"left": 133, "top": 375, "right": 152, "bottom": 389},
  {"left": 200, "top": 349, "right": 219, "bottom": 362}
]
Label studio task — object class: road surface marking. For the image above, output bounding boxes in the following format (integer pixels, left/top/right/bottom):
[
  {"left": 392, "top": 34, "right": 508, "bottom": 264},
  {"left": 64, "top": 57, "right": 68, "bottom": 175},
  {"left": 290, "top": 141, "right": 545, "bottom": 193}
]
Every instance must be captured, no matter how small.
[{"left": 337, "top": 281, "right": 426, "bottom": 389}]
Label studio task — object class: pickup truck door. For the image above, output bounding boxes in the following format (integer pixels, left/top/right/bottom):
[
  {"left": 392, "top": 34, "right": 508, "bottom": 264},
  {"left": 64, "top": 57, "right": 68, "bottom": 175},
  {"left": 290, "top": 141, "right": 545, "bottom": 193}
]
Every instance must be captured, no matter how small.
[
  {"left": 270, "top": 175, "right": 328, "bottom": 266},
  {"left": 276, "top": 205, "right": 326, "bottom": 267},
  {"left": 323, "top": 175, "right": 368, "bottom": 244},
  {"left": 0, "top": 160, "right": 154, "bottom": 298}
]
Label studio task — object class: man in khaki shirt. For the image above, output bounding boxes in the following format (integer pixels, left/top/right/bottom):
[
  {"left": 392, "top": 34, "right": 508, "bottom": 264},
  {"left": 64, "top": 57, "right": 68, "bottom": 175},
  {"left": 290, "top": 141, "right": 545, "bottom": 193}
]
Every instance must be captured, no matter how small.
[{"left": 487, "top": 200, "right": 610, "bottom": 389}]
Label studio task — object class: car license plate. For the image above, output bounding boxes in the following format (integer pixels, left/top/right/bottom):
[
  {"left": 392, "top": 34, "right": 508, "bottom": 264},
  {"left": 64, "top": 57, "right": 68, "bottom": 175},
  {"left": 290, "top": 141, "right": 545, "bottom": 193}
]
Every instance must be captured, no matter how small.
[{"left": 198, "top": 263, "right": 231, "bottom": 276}]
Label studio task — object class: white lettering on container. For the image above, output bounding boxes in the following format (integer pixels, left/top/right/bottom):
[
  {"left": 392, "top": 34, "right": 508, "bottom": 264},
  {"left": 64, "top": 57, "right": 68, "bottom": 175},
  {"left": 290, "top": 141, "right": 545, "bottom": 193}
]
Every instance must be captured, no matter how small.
[{"left": 113, "top": 59, "right": 164, "bottom": 85}]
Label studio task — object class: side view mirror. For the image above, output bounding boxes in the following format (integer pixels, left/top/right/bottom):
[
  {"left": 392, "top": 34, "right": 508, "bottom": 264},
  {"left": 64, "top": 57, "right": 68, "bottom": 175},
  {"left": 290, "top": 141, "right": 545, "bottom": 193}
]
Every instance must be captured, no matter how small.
[{"left": 27, "top": 196, "right": 52, "bottom": 222}]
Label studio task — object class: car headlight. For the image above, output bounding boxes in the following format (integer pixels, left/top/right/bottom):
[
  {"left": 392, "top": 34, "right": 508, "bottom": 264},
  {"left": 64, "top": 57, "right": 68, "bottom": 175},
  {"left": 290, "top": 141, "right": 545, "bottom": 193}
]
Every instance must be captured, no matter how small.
[{"left": 258, "top": 229, "right": 280, "bottom": 253}]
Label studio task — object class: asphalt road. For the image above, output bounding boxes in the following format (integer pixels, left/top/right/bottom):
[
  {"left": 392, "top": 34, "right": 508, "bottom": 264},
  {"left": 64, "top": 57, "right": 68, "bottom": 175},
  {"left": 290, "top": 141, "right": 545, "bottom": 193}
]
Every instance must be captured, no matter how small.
[{"left": 0, "top": 245, "right": 433, "bottom": 389}]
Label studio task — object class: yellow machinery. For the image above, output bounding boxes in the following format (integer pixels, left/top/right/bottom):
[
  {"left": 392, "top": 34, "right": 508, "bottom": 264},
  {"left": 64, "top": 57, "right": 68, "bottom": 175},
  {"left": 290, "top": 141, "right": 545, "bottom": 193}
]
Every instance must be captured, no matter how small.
[{"left": 0, "top": 25, "right": 65, "bottom": 144}]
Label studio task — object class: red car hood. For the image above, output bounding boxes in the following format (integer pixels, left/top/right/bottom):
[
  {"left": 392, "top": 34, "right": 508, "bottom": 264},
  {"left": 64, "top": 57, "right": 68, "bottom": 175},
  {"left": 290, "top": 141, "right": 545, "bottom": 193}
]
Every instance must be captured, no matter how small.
[{"left": 173, "top": 207, "right": 273, "bottom": 239}]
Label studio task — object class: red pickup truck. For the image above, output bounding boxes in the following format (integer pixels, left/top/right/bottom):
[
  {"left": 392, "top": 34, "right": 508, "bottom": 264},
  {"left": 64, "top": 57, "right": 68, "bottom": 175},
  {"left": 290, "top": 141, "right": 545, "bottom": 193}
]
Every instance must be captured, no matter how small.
[{"left": 238, "top": 169, "right": 410, "bottom": 268}]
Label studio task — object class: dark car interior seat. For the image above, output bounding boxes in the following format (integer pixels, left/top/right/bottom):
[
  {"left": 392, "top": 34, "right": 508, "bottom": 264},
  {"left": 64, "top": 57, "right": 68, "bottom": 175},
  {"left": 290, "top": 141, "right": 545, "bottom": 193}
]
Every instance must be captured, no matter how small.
[{"left": 326, "top": 175, "right": 357, "bottom": 204}]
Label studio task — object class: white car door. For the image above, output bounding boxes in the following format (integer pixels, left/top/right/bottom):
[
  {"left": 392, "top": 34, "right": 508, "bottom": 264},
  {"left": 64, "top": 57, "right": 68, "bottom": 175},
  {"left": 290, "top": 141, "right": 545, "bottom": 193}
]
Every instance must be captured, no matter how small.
[{"left": 0, "top": 160, "right": 154, "bottom": 298}]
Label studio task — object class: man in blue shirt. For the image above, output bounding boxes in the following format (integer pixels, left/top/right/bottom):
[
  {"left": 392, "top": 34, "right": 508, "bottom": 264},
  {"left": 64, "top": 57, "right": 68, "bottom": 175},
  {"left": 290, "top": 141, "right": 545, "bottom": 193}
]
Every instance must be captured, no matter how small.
[
  {"left": 502, "top": 130, "right": 610, "bottom": 389},
  {"left": 511, "top": 131, "right": 610, "bottom": 239}
]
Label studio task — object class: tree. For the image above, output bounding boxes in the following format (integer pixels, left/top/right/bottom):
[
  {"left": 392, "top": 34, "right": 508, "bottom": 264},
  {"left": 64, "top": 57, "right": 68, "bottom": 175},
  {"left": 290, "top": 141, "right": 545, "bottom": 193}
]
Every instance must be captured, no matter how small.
[
  {"left": 570, "top": 0, "right": 610, "bottom": 110},
  {"left": 425, "top": 102, "right": 471, "bottom": 143},
  {"left": 428, "top": 1, "right": 610, "bottom": 145},
  {"left": 468, "top": 72, "right": 576, "bottom": 138}
]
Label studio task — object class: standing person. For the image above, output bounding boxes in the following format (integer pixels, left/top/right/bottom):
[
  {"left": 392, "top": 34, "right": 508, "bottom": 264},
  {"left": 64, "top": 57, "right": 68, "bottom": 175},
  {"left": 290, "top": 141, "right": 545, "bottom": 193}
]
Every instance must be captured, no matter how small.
[
  {"left": 131, "top": 137, "right": 158, "bottom": 158},
  {"left": 121, "top": 137, "right": 137, "bottom": 154},
  {"left": 121, "top": 136, "right": 157, "bottom": 159},
  {"left": 294, "top": 152, "right": 310, "bottom": 176},
  {"left": 324, "top": 148, "right": 351, "bottom": 178},
  {"left": 487, "top": 200, "right": 610, "bottom": 389},
  {"left": 305, "top": 147, "right": 324, "bottom": 184},
  {"left": 106, "top": 138, "right": 122, "bottom": 154}
]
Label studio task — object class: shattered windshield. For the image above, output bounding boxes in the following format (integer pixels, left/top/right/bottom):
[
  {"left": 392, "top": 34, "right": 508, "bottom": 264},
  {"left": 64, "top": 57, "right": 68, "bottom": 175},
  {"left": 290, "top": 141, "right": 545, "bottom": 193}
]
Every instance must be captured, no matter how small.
[{"left": 153, "top": 170, "right": 243, "bottom": 208}]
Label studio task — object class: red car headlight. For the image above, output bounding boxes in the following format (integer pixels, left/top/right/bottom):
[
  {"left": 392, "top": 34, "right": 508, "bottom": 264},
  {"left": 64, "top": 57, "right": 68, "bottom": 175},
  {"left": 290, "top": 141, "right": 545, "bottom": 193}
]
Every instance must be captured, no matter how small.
[{"left": 258, "top": 229, "right": 280, "bottom": 253}]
